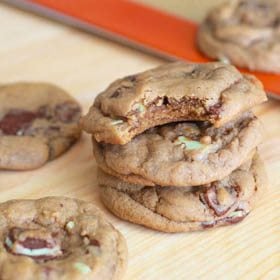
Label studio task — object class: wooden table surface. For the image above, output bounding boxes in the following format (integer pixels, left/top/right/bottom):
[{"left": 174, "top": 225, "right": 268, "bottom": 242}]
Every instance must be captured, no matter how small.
[{"left": 0, "top": 2, "right": 279, "bottom": 279}]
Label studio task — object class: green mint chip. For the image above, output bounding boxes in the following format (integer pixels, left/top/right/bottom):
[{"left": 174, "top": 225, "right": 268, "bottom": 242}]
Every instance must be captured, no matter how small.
[
  {"left": 74, "top": 262, "right": 91, "bottom": 274},
  {"left": 176, "top": 136, "right": 204, "bottom": 150},
  {"left": 111, "top": 119, "right": 124, "bottom": 125},
  {"left": 133, "top": 103, "right": 145, "bottom": 113},
  {"left": 66, "top": 221, "right": 75, "bottom": 230},
  {"left": 228, "top": 211, "right": 244, "bottom": 218}
]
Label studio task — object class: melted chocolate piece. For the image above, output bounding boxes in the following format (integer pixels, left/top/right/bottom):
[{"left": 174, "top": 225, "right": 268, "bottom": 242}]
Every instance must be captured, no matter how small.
[
  {"left": 203, "top": 186, "right": 239, "bottom": 216},
  {"left": 203, "top": 187, "right": 231, "bottom": 216},
  {"left": 7, "top": 227, "right": 54, "bottom": 249},
  {"left": 0, "top": 102, "right": 79, "bottom": 136},
  {"left": 126, "top": 96, "right": 221, "bottom": 125},
  {"left": 5, "top": 227, "right": 62, "bottom": 261},
  {"left": 201, "top": 209, "right": 247, "bottom": 229},
  {"left": 0, "top": 110, "right": 38, "bottom": 135},
  {"left": 7, "top": 228, "right": 18, "bottom": 243},
  {"left": 163, "top": 96, "right": 169, "bottom": 105},
  {"left": 20, "top": 237, "right": 51, "bottom": 249},
  {"left": 201, "top": 221, "right": 215, "bottom": 229}
]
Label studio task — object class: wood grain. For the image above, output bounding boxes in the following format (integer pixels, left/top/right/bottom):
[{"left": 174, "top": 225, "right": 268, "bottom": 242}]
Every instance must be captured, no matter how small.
[{"left": 0, "top": 3, "right": 279, "bottom": 280}]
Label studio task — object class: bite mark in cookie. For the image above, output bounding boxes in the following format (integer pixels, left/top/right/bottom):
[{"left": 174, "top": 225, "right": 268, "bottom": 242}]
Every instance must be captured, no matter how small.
[{"left": 93, "top": 112, "right": 263, "bottom": 187}]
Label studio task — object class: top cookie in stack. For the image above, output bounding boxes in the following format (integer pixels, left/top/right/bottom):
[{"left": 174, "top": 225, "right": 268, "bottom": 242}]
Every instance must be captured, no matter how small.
[
  {"left": 80, "top": 62, "right": 267, "bottom": 232},
  {"left": 80, "top": 62, "right": 266, "bottom": 144}
]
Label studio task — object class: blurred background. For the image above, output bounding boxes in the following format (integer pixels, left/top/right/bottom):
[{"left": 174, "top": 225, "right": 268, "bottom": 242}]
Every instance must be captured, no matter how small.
[{"left": 138, "top": 0, "right": 226, "bottom": 21}]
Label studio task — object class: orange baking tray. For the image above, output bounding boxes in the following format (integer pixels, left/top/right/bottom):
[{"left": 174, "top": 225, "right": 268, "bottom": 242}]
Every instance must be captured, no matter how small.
[{"left": 5, "top": 0, "right": 280, "bottom": 97}]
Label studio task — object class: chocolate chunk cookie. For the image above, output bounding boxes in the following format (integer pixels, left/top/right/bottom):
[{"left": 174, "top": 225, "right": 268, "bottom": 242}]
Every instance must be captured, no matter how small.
[
  {"left": 93, "top": 112, "right": 263, "bottom": 187},
  {"left": 198, "top": 0, "right": 280, "bottom": 73},
  {"left": 0, "top": 83, "right": 82, "bottom": 170},
  {"left": 99, "top": 153, "right": 266, "bottom": 232},
  {"left": 0, "top": 197, "right": 127, "bottom": 280},
  {"left": 80, "top": 62, "right": 266, "bottom": 144}
]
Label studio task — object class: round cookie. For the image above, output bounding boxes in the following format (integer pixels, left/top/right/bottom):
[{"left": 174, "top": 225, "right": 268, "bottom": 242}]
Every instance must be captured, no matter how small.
[
  {"left": 80, "top": 62, "right": 266, "bottom": 144},
  {"left": 198, "top": 0, "right": 280, "bottom": 73},
  {"left": 98, "top": 153, "right": 266, "bottom": 232},
  {"left": 93, "top": 112, "right": 263, "bottom": 187},
  {"left": 0, "top": 82, "right": 82, "bottom": 170},
  {"left": 0, "top": 197, "right": 127, "bottom": 280}
]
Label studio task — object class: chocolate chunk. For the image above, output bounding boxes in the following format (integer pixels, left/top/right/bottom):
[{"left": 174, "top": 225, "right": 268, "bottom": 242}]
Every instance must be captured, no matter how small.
[
  {"left": 90, "top": 239, "right": 100, "bottom": 247},
  {"left": 226, "top": 215, "right": 245, "bottom": 224},
  {"left": 7, "top": 227, "right": 20, "bottom": 242},
  {"left": 163, "top": 97, "right": 169, "bottom": 105},
  {"left": 0, "top": 110, "right": 38, "bottom": 135},
  {"left": 201, "top": 221, "right": 216, "bottom": 229},
  {"left": 203, "top": 186, "right": 235, "bottom": 216},
  {"left": 20, "top": 237, "right": 51, "bottom": 249},
  {"left": 201, "top": 210, "right": 247, "bottom": 229},
  {"left": 5, "top": 228, "right": 62, "bottom": 260}
]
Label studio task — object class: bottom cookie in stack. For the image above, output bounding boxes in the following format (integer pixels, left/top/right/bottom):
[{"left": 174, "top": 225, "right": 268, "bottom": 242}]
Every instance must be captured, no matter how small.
[{"left": 98, "top": 153, "right": 266, "bottom": 233}]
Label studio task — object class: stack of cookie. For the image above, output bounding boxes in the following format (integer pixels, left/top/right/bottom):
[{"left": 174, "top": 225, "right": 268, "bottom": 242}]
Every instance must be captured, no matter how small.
[{"left": 81, "top": 62, "right": 268, "bottom": 232}]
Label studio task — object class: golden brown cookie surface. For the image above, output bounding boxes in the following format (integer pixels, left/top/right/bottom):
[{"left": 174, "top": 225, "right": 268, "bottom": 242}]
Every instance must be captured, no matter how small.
[
  {"left": 98, "top": 153, "right": 266, "bottom": 232},
  {"left": 198, "top": 0, "right": 280, "bottom": 73},
  {"left": 93, "top": 112, "right": 263, "bottom": 187},
  {"left": 0, "top": 82, "right": 82, "bottom": 170},
  {"left": 0, "top": 197, "right": 127, "bottom": 280},
  {"left": 81, "top": 62, "right": 266, "bottom": 144}
]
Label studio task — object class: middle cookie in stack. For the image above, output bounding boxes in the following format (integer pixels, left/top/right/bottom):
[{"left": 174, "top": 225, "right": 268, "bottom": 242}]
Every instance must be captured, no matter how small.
[{"left": 81, "top": 62, "right": 267, "bottom": 232}]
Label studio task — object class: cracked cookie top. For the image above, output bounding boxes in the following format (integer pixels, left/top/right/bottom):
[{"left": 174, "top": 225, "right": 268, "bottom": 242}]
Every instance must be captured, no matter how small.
[
  {"left": 0, "top": 82, "right": 82, "bottom": 170},
  {"left": 80, "top": 62, "right": 266, "bottom": 144},
  {"left": 93, "top": 112, "right": 263, "bottom": 187},
  {"left": 98, "top": 152, "right": 267, "bottom": 232},
  {"left": 0, "top": 197, "right": 127, "bottom": 280},
  {"left": 198, "top": 0, "right": 280, "bottom": 73}
]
